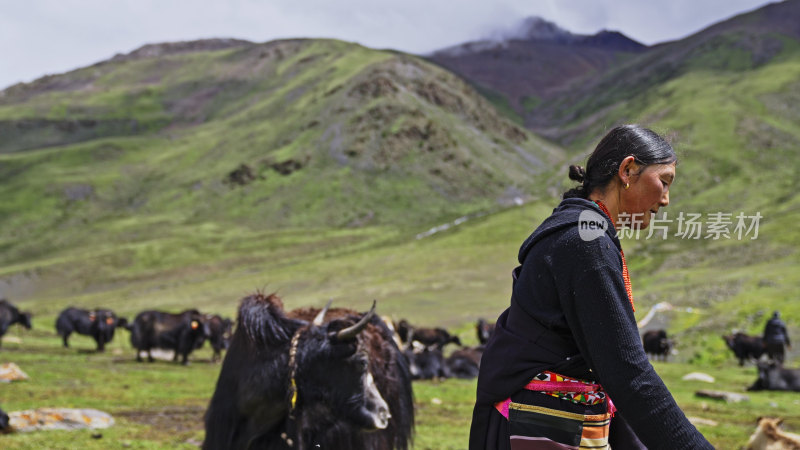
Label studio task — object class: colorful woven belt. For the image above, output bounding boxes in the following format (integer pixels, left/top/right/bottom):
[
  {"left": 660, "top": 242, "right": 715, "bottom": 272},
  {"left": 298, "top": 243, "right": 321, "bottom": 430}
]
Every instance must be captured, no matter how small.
[{"left": 495, "top": 370, "right": 616, "bottom": 419}]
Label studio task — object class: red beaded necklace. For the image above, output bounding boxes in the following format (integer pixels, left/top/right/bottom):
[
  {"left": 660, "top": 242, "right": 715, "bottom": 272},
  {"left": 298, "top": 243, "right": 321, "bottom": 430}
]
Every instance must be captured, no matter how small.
[{"left": 593, "top": 200, "right": 635, "bottom": 312}]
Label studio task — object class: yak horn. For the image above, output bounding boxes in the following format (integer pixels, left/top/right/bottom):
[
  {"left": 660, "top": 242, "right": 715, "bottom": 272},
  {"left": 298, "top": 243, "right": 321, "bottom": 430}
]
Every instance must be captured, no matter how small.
[
  {"left": 313, "top": 299, "right": 333, "bottom": 326},
  {"left": 336, "top": 300, "right": 376, "bottom": 341}
]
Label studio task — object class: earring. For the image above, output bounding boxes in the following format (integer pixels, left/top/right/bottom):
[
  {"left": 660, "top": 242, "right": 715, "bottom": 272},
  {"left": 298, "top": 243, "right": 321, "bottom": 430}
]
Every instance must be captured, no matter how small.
[{"left": 624, "top": 182, "right": 630, "bottom": 189}]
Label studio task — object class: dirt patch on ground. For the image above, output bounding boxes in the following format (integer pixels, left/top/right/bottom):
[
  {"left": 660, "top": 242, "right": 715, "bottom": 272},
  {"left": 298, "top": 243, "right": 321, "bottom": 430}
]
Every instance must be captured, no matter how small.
[{"left": 116, "top": 405, "right": 206, "bottom": 434}]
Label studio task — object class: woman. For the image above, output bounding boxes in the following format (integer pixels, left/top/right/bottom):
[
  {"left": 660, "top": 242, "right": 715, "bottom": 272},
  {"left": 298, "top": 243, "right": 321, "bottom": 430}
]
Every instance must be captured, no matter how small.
[{"left": 469, "top": 125, "right": 712, "bottom": 449}]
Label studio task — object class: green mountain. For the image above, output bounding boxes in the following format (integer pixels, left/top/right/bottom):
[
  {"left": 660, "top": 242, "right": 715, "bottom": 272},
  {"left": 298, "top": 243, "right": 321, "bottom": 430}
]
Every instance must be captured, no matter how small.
[
  {"left": 0, "top": 38, "right": 562, "bottom": 227},
  {"left": 530, "top": 0, "right": 800, "bottom": 143},
  {"left": 0, "top": 38, "right": 565, "bottom": 301}
]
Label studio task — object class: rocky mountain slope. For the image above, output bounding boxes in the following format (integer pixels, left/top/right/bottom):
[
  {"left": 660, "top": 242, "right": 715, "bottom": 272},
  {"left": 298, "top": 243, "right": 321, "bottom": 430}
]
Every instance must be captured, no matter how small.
[
  {"left": 428, "top": 17, "right": 646, "bottom": 118},
  {"left": 0, "top": 38, "right": 564, "bottom": 271},
  {"left": 528, "top": 0, "right": 800, "bottom": 143}
]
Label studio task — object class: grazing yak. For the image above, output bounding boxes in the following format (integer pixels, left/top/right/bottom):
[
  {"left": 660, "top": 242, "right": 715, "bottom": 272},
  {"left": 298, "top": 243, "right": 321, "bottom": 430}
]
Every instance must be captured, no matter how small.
[
  {"left": 745, "top": 417, "right": 800, "bottom": 450},
  {"left": 394, "top": 319, "right": 413, "bottom": 348},
  {"left": 394, "top": 319, "right": 461, "bottom": 351},
  {"left": 724, "top": 332, "right": 767, "bottom": 366},
  {"left": 55, "top": 307, "right": 128, "bottom": 352},
  {"left": 204, "top": 314, "right": 233, "bottom": 363},
  {"left": 203, "top": 293, "right": 414, "bottom": 450},
  {"left": 748, "top": 362, "right": 800, "bottom": 392},
  {"left": 476, "top": 318, "right": 495, "bottom": 345},
  {"left": 404, "top": 345, "right": 447, "bottom": 380},
  {"left": 412, "top": 327, "right": 461, "bottom": 350},
  {"left": 129, "top": 309, "right": 208, "bottom": 365},
  {"left": 0, "top": 299, "right": 32, "bottom": 347},
  {"left": 404, "top": 344, "right": 484, "bottom": 380},
  {"left": 445, "top": 345, "right": 483, "bottom": 379},
  {"left": 642, "top": 329, "right": 673, "bottom": 361}
]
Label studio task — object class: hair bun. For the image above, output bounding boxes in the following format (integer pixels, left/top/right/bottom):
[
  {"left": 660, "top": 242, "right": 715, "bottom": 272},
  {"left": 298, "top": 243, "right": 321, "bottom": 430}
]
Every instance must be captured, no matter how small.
[{"left": 568, "top": 165, "right": 586, "bottom": 183}]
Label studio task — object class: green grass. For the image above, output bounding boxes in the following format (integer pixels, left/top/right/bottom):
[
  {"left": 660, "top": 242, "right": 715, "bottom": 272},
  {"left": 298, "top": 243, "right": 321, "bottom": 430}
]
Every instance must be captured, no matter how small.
[
  {"left": 0, "top": 196, "right": 796, "bottom": 448},
  {"left": 473, "top": 86, "right": 524, "bottom": 125},
  {"left": 2, "top": 322, "right": 799, "bottom": 449},
  {"left": 3, "top": 201, "right": 550, "bottom": 324},
  {"left": 0, "top": 327, "right": 215, "bottom": 449}
]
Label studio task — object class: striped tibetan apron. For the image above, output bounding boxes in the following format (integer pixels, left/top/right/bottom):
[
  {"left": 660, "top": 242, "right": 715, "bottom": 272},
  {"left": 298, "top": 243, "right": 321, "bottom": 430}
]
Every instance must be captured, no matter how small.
[{"left": 495, "top": 371, "right": 615, "bottom": 450}]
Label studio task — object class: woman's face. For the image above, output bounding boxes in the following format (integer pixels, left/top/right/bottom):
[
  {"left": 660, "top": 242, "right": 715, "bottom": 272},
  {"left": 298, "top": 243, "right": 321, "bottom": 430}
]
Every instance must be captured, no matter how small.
[{"left": 621, "top": 162, "right": 675, "bottom": 229}]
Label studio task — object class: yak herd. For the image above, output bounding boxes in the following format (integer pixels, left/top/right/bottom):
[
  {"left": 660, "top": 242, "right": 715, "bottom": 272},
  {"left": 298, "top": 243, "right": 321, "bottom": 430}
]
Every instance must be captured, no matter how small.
[
  {"left": 0, "top": 295, "right": 798, "bottom": 448},
  {"left": 723, "top": 331, "right": 800, "bottom": 392},
  {"left": 0, "top": 300, "right": 234, "bottom": 363},
  {"left": 642, "top": 328, "right": 800, "bottom": 392},
  {"left": 54, "top": 306, "right": 234, "bottom": 365}
]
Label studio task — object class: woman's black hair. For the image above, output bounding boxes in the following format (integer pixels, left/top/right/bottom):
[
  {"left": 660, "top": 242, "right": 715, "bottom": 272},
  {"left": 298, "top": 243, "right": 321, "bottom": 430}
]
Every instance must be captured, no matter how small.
[{"left": 563, "top": 124, "right": 677, "bottom": 199}]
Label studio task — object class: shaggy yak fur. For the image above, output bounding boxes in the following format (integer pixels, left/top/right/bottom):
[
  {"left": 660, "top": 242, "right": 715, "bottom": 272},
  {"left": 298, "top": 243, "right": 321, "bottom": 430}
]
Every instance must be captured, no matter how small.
[{"left": 203, "top": 293, "right": 414, "bottom": 450}]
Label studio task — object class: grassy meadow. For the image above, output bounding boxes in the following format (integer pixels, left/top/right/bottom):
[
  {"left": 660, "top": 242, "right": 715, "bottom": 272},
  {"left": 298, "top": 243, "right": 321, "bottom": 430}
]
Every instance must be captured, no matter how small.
[
  {"left": 2, "top": 308, "right": 800, "bottom": 449},
  {"left": 1, "top": 198, "right": 799, "bottom": 449}
]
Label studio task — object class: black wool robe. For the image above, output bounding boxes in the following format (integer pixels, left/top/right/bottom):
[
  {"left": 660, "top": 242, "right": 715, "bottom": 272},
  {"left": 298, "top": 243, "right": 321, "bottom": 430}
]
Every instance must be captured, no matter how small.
[{"left": 469, "top": 198, "right": 712, "bottom": 450}]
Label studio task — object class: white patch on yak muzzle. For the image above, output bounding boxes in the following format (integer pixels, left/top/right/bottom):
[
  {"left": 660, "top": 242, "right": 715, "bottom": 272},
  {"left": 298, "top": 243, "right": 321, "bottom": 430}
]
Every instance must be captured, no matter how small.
[{"left": 363, "top": 372, "right": 391, "bottom": 430}]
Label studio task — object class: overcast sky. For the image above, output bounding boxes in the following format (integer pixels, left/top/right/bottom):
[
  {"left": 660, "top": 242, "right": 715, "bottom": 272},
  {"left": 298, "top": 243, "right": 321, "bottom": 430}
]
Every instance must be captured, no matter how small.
[{"left": 0, "top": 0, "right": 777, "bottom": 90}]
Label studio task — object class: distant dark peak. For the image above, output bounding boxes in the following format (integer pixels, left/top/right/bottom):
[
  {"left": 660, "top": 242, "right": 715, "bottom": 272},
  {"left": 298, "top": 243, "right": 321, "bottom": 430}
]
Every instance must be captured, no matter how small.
[
  {"left": 113, "top": 38, "right": 253, "bottom": 61},
  {"left": 577, "top": 30, "right": 646, "bottom": 51},
  {"left": 487, "top": 16, "right": 645, "bottom": 50},
  {"left": 516, "top": 17, "right": 575, "bottom": 43},
  {"left": 431, "top": 16, "right": 646, "bottom": 57}
]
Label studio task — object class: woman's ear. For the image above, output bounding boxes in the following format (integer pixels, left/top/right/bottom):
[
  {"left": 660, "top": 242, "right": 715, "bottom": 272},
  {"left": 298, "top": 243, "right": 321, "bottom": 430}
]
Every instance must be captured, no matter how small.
[{"left": 617, "top": 156, "right": 638, "bottom": 185}]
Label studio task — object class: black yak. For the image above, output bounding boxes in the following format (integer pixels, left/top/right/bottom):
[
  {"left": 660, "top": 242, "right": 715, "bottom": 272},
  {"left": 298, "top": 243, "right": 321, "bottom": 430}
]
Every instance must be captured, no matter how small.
[
  {"left": 445, "top": 345, "right": 483, "bottom": 379},
  {"left": 0, "top": 299, "right": 32, "bottom": 347},
  {"left": 748, "top": 362, "right": 800, "bottom": 392},
  {"left": 723, "top": 332, "right": 766, "bottom": 366},
  {"left": 55, "top": 307, "right": 127, "bottom": 352},
  {"left": 203, "top": 294, "right": 414, "bottom": 450},
  {"left": 642, "top": 329, "right": 673, "bottom": 361},
  {"left": 394, "top": 319, "right": 461, "bottom": 351},
  {"left": 404, "top": 346, "right": 447, "bottom": 380},
  {"left": 129, "top": 309, "right": 208, "bottom": 365},
  {"left": 204, "top": 314, "right": 233, "bottom": 363},
  {"left": 412, "top": 327, "right": 461, "bottom": 350},
  {"left": 394, "top": 319, "right": 413, "bottom": 347}
]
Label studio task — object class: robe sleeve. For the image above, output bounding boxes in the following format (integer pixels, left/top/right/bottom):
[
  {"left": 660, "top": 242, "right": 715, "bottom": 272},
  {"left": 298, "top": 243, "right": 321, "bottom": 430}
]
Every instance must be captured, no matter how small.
[{"left": 550, "top": 235, "right": 713, "bottom": 450}]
